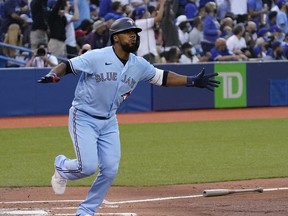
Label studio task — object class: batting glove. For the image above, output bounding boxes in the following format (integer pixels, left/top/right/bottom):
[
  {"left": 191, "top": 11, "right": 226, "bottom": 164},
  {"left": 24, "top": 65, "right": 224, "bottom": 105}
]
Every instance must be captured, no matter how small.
[
  {"left": 38, "top": 72, "right": 60, "bottom": 83},
  {"left": 187, "top": 68, "right": 220, "bottom": 91}
]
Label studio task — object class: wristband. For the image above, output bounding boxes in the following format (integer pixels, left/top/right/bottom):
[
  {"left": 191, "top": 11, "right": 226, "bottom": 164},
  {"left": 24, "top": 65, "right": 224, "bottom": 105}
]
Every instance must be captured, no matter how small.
[
  {"left": 49, "top": 72, "right": 57, "bottom": 77},
  {"left": 186, "top": 76, "right": 195, "bottom": 87}
]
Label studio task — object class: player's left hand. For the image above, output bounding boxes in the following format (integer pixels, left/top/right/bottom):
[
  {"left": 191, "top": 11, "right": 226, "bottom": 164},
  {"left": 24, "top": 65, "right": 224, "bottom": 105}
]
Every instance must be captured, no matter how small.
[
  {"left": 187, "top": 68, "right": 220, "bottom": 91},
  {"left": 38, "top": 72, "right": 60, "bottom": 83}
]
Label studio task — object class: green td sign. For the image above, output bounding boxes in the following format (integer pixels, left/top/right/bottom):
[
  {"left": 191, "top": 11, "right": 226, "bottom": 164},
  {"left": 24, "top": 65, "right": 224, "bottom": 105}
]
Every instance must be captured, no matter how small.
[{"left": 214, "top": 63, "right": 247, "bottom": 108}]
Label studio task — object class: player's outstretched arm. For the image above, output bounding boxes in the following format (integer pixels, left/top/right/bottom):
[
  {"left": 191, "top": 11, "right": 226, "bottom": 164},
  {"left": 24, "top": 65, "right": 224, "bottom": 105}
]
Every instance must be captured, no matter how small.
[
  {"left": 37, "top": 62, "right": 67, "bottom": 83},
  {"left": 165, "top": 68, "right": 220, "bottom": 91}
]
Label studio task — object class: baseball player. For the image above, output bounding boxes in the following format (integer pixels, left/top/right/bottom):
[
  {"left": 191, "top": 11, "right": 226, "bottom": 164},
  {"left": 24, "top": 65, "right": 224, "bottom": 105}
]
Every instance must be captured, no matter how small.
[{"left": 38, "top": 17, "right": 220, "bottom": 216}]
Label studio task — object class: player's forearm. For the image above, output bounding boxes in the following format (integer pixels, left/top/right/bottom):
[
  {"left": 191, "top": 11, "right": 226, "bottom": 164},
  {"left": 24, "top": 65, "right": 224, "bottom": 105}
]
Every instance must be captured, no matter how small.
[
  {"left": 165, "top": 71, "right": 187, "bottom": 86},
  {"left": 50, "top": 62, "right": 67, "bottom": 77}
]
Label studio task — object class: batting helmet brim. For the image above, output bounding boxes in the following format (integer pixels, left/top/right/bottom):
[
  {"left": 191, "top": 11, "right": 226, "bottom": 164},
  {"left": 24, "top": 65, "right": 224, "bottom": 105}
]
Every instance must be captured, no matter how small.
[{"left": 110, "top": 17, "right": 141, "bottom": 35}]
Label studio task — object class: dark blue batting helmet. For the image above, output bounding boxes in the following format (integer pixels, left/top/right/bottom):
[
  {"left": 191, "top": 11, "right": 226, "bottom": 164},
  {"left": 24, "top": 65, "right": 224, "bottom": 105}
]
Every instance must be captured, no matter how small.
[{"left": 109, "top": 17, "right": 142, "bottom": 43}]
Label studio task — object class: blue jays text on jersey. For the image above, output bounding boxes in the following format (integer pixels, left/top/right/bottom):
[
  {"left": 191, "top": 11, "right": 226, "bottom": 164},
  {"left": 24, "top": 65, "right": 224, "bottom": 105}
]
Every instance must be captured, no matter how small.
[{"left": 94, "top": 72, "right": 136, "bottom": 89}]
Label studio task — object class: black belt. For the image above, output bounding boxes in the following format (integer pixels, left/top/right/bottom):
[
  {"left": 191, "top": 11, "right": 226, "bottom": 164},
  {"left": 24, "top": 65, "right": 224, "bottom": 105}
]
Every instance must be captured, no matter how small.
[{"left": 76, "top": 108, "right": 110, "bottom": 120}]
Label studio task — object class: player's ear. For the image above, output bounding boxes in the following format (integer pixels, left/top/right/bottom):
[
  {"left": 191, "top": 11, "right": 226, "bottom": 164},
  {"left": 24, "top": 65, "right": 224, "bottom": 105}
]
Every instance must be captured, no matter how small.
[
  {"left": 136, "top": 34, "right": 140, "bottom": 49},
  {"left": 113, "top": 34, "right": 119, "bottom": 43}
]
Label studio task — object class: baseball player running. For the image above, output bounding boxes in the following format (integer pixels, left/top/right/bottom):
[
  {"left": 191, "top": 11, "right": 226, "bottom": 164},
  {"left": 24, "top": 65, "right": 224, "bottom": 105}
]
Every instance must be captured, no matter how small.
[{"left": 38, "top": 17, "right": 220, "bottom": 216}]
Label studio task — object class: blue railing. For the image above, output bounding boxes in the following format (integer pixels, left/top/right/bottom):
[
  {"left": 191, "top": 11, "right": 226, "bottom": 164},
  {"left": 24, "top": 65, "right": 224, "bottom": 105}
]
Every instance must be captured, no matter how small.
[{"left": 0, "top": 42, "right": 68, "bottom": 67}]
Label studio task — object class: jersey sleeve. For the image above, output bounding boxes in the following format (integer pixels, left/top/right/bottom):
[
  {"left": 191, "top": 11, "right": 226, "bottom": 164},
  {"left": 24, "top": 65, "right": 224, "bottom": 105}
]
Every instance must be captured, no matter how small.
[
  {"left": 136, "top": 57, "right": 157, "bottom": 82},
  {"left": 69, "top": 50, "right": 97, "bottom": 74}
]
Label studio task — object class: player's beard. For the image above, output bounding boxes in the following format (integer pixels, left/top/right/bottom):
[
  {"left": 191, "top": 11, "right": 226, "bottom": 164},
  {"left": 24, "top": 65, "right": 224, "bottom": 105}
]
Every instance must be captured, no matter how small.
[
  {"left": 120, "top": 35, "right": 140, "bottom": 53},
  {"left": 121, "top": 42, "right": 139, "bottom": 53}
]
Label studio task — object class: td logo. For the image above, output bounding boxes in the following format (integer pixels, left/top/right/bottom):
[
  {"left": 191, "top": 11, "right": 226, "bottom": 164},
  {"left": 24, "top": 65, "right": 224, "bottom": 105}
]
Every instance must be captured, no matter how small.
[
  {"left": 220, "top": 72, "right": 243, "bottom": 99},
  {"left": 214, "top": 63, "right": 247, "bottom": 108}
]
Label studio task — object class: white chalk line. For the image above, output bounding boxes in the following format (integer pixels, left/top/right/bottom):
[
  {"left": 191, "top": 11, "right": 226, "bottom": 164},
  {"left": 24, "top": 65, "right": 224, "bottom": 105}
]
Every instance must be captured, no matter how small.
[
  {"left": 1, "top": 187, "right": 288, "bottom": 205},
  {"left": 0, "top": 199, "right": 83, "bottom": 204},
  {"left": 0, "top": 209, "right": 49, "bottom": 215}
]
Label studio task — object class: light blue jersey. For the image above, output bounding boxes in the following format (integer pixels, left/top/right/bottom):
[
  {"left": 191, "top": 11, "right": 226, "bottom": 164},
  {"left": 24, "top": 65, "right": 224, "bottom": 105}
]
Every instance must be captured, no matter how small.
[{"left": 69, "top": 46, "right": 156, "bottom": 118}]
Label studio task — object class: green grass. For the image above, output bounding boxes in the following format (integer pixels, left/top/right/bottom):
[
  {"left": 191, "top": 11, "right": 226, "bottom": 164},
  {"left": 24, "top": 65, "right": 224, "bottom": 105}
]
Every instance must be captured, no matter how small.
[{"left": 0, "top": 119, "right": 287, "bottom": 187}]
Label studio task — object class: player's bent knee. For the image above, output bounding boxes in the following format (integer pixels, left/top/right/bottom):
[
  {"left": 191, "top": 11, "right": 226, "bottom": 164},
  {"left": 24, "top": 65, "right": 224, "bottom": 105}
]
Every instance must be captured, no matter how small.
[{"left": 81, "top": 163, "right": 98, "bottom": 176}]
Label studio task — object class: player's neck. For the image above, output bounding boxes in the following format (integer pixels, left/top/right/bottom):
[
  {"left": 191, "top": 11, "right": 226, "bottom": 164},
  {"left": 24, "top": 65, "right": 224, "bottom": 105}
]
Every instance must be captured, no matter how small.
[{"left": 113, "top": 46, "right": 129, "bottom": 61}]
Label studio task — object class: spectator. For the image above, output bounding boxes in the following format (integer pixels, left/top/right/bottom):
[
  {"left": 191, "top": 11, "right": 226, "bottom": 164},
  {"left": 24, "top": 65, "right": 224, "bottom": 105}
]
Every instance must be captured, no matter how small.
[
  {"left": 76, "top": 19, "right": 93, "bottom": 34},
  {"left": 160, "top": 0, "right": 180, "bottom": 51},
  {"left": 257, "top": 27, "right": 271, "bottom": 40},
  {"left": 201, "top": 1, "right": 221, "bottom": 55},
  {"left": 65, "top": 0, "right": 79, "bottom": 59},
  {"left": 244, "top": 20, "right": 258, "bottom": 50},
  {"left": 281, "top": 32, "right": 288, "bottom": 58},
  {"left": 0, "top": 0, "right": 29, "bottom": 42},
  {"left": 122, "top": 4, "right": 134, "bottom": 18},
  {"left": 226, "top": 24, "right": 247, "bottom": 54},
  {"left": 263, "top": 40, "right": 284, "bottom": 60},
  {"left": 99, "top": 0, "right": 112, "bottom": 18},
  {"left": 84, "top": 19, "right": 109, "bottom": 49},
  {"left": 230, "top": 0, "right": 248, "bottom": 24},
  {"left": 199, "top": 0, "right": 215, "bottom": 15},
  {"left": 135, "top": 0, "right": 165, "bottom": 63},
  {"left": 103, "top": 1, "right": 125, "bottom": 22},
  {"left": 176, "top": 15, "right": 191, "bottom": 45},
  {"left": 271, "top": 0, "right": 281, "bottom": 12},
  {"left": 263, "top": 0, "right": 273, "bottom": 9},
  {"left": 177, "top": 0, "right": 187, "bottom": 16},
  {"left": 74, "top": 19, "right": 93, "bottom": 49},
  {"left": 130, "top": 0, "right": 146, "bottom": 9},
  {"left": 276, "top": 1, "right": 288, "bottom": 34},
  {"left": 47, "top": 0, "right": 68, "bottom": 57},
  {"left": 69, "top": 0, "right": 90, "bottom": 29},
  {"left": 19, "top": 0, "right": 32, "bottom": 47},
  {"left": 179, "top": 42, "right": 200, "bottom": 63},
  {"left": 220, "top": 16, "right": 234, "bottom": 39},
  {"left": 164, "top": 46, "right": 181, "bottom": 63},
  {"left": 253, "top": 37, "right": 269, "bottom": 58},
  {"left": 146, "top": 5, "right": 164, "bottom": 60},
  {"left": 270, "top": 25, "right": 284, "bottom": 42},
  {"left": 0, "top": 1, "right": 4, "bottom": 21},
  {"left": 188, "top": 16, "right": 203, "bottom": 51},
  {"left": 185, "top": 0, "right": 198, "bottom": 20},
  {"left": 90, "top": 4, "right": 99, "bottom": 22},
  {"left": 29, "top": 0, "right": 49, "bottom": 50},
  {"left": 3, "top": 23, "right": 23, "bottom": 58},
  {"left": 26, "top": 43, "right": 58, "bottom": 67},
  {"left": 78, "top": 43, "right": 91, "bottom": 55},
  {"left": 210, "top": 37, "right": 248, "bottom": 61},
  {"left": 247, "top": 0, "right": 269, "bottom": 27},
  {"left": 267, "top": 10, "right": 278, "bottom": 29},
  {"left": 215, "top": 0, "right": 230, "bottom": 20},
  {"left": 199, "top": 0, "right": 215, "bottom": 9}
]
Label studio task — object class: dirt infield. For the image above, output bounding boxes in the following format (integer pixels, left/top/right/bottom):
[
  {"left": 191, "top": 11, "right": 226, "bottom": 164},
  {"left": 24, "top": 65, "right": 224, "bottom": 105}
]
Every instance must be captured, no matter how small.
[{"left": 0, "top": 107, "right": 288, "bottom": 216}]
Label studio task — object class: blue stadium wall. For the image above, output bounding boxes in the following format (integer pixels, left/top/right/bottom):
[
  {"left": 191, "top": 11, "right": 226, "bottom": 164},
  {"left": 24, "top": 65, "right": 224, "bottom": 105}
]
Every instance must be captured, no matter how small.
[{"left": 0, "top": 62, "right": 287, "bottom": 117}]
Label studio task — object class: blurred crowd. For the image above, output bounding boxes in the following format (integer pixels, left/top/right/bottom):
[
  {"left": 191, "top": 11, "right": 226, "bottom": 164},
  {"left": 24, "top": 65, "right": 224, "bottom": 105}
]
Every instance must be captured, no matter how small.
[{"left": 0, "top": 0, "right": 288, "bottom": 67}]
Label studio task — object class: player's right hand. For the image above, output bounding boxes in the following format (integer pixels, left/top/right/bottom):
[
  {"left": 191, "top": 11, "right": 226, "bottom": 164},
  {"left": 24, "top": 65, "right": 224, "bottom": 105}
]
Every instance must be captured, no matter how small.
[{"left": 38, "top": 72, "right": 60, "bottom": 83}]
